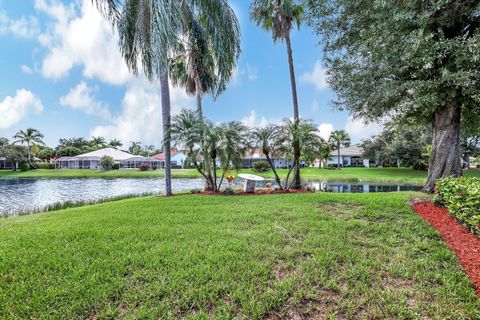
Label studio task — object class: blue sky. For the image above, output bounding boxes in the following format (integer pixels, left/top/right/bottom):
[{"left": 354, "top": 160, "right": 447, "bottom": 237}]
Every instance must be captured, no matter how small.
[{"left": 0, "top": 0, "right": 382, "bottom": 147}]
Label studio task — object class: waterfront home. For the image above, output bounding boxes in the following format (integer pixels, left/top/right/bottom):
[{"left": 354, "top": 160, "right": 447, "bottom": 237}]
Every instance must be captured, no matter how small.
[
  {"left": 0, "top": 157, "right": 14, "bottom": 169},
  {"left": 316, "top": 144, "right": 370, "bottom": 168},
  {"left": 153, "top": 150, "right": 187, "bottom": 168},
  {"left": 54, "top": 148, "right": 161, "bottom": 169},
  {"left": 243, "top": 148, "right": 299, "bottom": 169}
]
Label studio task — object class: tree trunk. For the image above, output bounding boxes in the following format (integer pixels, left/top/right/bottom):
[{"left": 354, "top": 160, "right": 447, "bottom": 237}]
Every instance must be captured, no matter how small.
[
  {"left": 266, "top": 153, "right": 283, "bottom": 189},
  {"left": 423, "top": 104, "right": 462, "bottom": 192},
  {"left": 160, "top": 67, "right": 172, "bottom": 196},
  {"left": 337, "top": 149, "right": 341, "bottom": 170},
  {"left": 195, "top": 78, "right": 203, "bottom": 119},
  {"left": 286, "top": 33, "right": 302, "bottom": 189},
  {"left": 285, "top": 33, "right": 299, "bottom": 121}
]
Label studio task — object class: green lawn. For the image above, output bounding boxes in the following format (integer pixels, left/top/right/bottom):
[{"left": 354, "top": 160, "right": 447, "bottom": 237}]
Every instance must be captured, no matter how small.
[
  {"left": 1, "top": 167, "right": 479, "bottom": 184},
  {"left": 1, "top": 193, "right": 478, "bottom": 319}
]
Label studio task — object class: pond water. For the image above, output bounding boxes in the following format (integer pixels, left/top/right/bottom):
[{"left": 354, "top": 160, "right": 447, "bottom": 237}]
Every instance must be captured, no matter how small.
[{"left": 0, "top": 178, "right": 422, "bottom": 215}]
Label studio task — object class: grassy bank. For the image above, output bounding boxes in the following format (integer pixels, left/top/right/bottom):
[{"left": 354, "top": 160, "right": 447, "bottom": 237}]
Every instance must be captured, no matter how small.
[
  {"left": 1, "top": 167, "right": 479, "bottom": 183},
  {"left": 1, "top": 193, "right": 478, "bottom": 319}
]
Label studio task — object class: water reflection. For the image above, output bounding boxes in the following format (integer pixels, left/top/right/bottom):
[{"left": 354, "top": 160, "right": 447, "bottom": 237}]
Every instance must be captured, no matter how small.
[
  {"left": 304, "top": 180, "right": 422, "bottom": 193},
  {"left": 0, "top": 178, "right": 422, "bottom": 215}
]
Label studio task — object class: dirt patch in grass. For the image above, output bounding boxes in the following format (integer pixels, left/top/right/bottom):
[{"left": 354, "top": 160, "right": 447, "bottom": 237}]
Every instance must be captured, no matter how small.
[{"left": 413, "top": 202, "right": 480, "bottom": 294}]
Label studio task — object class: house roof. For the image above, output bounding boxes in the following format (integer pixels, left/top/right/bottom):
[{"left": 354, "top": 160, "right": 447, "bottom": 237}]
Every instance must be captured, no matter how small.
[
  {"left": 121, "top": 156, "right": 160, "bottom": 162},
  {"left": 330, "top": 144, "right": 364, "bottom": 157},
  {"left": 56, "top": 148, "right": 134, "bottom": 161},
  {"left": 153, "top": 149, "right": 183, "bottom": 161}
]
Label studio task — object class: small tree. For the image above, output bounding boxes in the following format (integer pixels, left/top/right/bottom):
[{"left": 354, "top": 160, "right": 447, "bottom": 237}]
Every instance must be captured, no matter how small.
[
  {"left": 100, "top": 155, "right": 115, "bottom": 171},
  {"left": 329, "top": 130, "right": 350, "bottom": 170}
]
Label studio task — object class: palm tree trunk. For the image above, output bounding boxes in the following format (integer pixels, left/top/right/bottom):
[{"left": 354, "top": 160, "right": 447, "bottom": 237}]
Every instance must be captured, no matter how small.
[
  {"left": 195, "top": 78, "right": 203, "bottom": 119},
  {"left": 265, "top": 153, "right": 283, "bottom": 190},
  {"left": 27, "top": 143, "right": 32, "bottom": 168},
  {"left": 286, "top": 33, "right": 301, "bottom": 189},
  {"left": 285, "top": 33, "right": 299, "bottom": 121},
  {"left": 160, "top": 67, "right": 172, "bottom": 196},
  {"left": 337, "top": 148, "right": 341, "bottom": 170}
]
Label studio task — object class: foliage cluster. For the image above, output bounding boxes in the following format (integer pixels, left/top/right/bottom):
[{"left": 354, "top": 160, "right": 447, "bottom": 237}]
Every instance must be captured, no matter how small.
[
  {"left": 434, "top": 177, "right": 480, "bottom": 235},
  {"left": 252, "top": 161, "right": 269, "bottom": 172},
  {"left": 100, "top": 156, "right": 115, "bottom": 171}
]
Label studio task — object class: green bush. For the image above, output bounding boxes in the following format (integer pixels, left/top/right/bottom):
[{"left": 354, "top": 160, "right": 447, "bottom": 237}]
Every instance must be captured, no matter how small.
[
  {"left": 19, "top": 163, "right": 30, "bottom": 171},
  {"left": 33, "top": 162, "right": 55, "bottom": 169},
  {"left": 252, "top": 161, "right": 269, "bottom": 172},
  {"left": 100, "top": 155, "right": 115, "bottom": 171},
  {"left": 433, "top": 177, "right": 480, "bottom": 235},
  {"left": 412, "top": 159, "right": 428, "bottom": 171}
]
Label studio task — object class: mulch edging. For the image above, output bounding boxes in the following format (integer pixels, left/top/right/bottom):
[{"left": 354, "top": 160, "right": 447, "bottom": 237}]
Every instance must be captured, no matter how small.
[{"left": 413, "top": 202, "right": 480, "bottom": 294}]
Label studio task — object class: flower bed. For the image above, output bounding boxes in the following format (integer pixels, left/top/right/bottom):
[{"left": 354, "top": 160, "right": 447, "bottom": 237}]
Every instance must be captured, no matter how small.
[
  {"left": 413, "top": 202, "right": 480, "bottom": 294},
  {"left": 433, "top": 177, "right": 480, "bottom": 236}
]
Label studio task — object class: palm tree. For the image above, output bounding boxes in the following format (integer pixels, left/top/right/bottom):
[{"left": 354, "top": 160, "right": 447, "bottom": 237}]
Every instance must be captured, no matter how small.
[
  {"left": 250, "top": 0, "right": 304, "bottom": 188},
  {"left": 169, "top": 19, "right": 240, "bottom": 118},
  {"left": 108, "top": 139, "right": 122, "bottom": 149},
  {"left": 12, "top": 128, "right": 45, "bottom": 167},
  {"left": 91, "top": 136, "right": 106, "bottom": 149},
  {"left": 277, "top": 119, "right": 317, "bottom": 189},
  {"left": 329, "top": 130, "right": 351, "bottom": 170},
  {"left": 128, "top": 141, "right": 142, "bottom": 155},
  {"left": 316, "top": 138, "right": 332, "bottom": 168},
  {"left": 95, "top": 0, "right": 241, "bottom": 196},
  {"left": 251, "top": 125, "right": 283, "bottom": 188}
]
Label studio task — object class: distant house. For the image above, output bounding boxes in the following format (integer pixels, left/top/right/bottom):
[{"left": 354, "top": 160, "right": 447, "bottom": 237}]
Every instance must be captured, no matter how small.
[
  {"left": 243, "top": 148, "right": 302, "bottom": 169},
  {"left": 0, "top": 157, "right": 14, "bottom": 170},
  {"left": 320, "top": 144, "right": 370, "bottom": 168},
  {"left": 153, "top": 150, "right": 187, "bottom": 168},
  {"left": 54, "top": 148, "right": 161, "bottom": 169}
]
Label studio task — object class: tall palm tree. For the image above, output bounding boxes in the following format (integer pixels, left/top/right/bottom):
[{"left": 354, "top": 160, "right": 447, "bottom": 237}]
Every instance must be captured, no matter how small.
[
  {"left": 12, "top": 128, "right": 45, "bottom": 167},
  {"left": 250, "top": 0, "right": 304, "bottom": 188},
  {"left": 95, "top": 0, "right": 241, "bottom": 196},
  {"left": 108, "top": 139, "right": 122, "bottom": 149},
  {"left": 169, "top": 20, "right": 240, "bottom": 118},
  {"left": 128, "top": 141, "right": 142, "bottom": 155},
  {"left": 329, "top": 130, "right": 351, "bottom": 170}
]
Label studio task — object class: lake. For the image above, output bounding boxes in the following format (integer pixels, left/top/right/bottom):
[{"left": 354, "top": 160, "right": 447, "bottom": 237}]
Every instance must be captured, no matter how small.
[{"left": 0, "top": 178, "right": 422, "bottom": 215}]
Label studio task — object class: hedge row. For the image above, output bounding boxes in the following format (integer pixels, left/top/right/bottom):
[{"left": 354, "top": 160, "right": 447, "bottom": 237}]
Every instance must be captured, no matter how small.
[{"left": 433, "top": 177, "right": 480, "bottom": 236}]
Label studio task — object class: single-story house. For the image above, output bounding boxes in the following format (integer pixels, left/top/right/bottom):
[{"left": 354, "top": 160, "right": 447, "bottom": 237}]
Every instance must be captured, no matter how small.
[
  {"left": 243, "top": 149, "right": 304, "bottom": 169},
  {"left": 0, "top": 157, "right": 14, "bottom": 169},
  {"left": 317, "top": 144, "right": 370, "bottom": 168},
  {"left": 54, "top": 148, "right": 161, "bottom": 169},
  {"left": 153, "top": 150, "right": 187, "bottom": 168}
]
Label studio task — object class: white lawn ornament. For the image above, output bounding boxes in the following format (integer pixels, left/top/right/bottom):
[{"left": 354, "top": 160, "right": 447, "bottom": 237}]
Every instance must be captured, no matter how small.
[{"left": 238, "top": 173, "right": 264, "bottom": 193}]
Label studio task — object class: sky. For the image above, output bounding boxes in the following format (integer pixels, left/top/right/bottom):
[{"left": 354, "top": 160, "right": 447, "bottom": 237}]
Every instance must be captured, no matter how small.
[{"left": 0, "top": 0, "right": 383, "bottom": 148}]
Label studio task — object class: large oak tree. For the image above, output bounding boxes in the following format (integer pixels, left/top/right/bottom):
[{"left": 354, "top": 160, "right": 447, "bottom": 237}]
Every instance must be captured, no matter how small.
[{"left": 307, "top": 0, "right": 480, "bottom": 191}]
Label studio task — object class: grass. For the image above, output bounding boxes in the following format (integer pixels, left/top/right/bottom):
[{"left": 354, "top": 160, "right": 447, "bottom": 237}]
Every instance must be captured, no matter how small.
[
  {"left": 1, "top": 167, "right": 480, "bottom": 184},
  {"left": 1, "top": 192, "right": 478, "bottom": 319}
]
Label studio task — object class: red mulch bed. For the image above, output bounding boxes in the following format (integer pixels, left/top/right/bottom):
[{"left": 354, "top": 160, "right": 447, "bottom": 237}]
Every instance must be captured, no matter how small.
[{"left": 413, "top": 202, "right": 480, "bottom": 294}]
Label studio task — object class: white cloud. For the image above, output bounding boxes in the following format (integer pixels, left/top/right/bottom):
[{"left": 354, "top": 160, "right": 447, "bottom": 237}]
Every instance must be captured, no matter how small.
[
  {"left": 246, "top": 64, "right": 258, "bottom": 81},
  {"left": 0, "top": 89, "right": 43, "bottom": 129},
  {"left": 0, "top": 11, "right": 40, "bottom": 38},
  {"left": 300, "top": 60, "right": 329, "bottom": 91},
  {"left": 241, "top": 110, "right": 281, "bottom": 128},
  {"left": 90, "top": 78, "right": 194, "bottom": 146},
  {"left": 20, "top": 65, "right": 33, "bottom": 74},
  {"left": 36, "top": 0, "right": 132, "bottom": 85},
  {"left": 317, "top": 123, "right": 334, "bottom": 140},
  {"left": 344, "top": 117, "right": 383, "bottom": 142},
  {"left": 59, "top": 81, "right": 112, "bottom": 120}
]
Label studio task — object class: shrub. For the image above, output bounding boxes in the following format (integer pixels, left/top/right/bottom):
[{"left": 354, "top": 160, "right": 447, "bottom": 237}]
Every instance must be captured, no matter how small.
[
  {"left": 252, "top": 161, "right": 269, "bottom": 172},
  {"left": 327, "top": 163, "right": 342, "bottom": 169},
  {"left": 33, "top": 162, "right": 55, "bottom": 169},
  {"left": 433, "top": 177, "right": 480, "bottom": 235},
  {"left": 100, "top": 155, "right": 115, "bottom": 171},
  {"left": 412, "top": 159, "right": 428, "bottom": 171},
  {"left": 112, "top": 163, "right": 120, "bottom": 170},
  {"left": 19, "top": 163, "right": 30, "bottom": 171},
  {"left": 139, "top": 164, "right": 150, "bottom": 171},
  {"left": 222, "top": 187, "right": 236, "bottom": 196}
]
